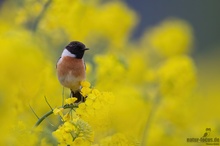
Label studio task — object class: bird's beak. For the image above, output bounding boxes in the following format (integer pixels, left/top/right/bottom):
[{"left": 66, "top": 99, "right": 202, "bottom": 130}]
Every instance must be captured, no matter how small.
[{"left": 84, "top": 48, "right": 89, "bottom": 51}]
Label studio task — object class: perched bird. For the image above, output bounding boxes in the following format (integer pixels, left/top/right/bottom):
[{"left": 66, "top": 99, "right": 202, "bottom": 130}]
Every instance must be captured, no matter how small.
[{"left": 56, "top": 41, "right": 89, "bottom": 102}]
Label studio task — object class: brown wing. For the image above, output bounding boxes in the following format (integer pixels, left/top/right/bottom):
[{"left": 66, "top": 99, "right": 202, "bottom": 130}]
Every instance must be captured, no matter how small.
[{"left": 56, "top": 57, "right": 61, "bottom": 68}]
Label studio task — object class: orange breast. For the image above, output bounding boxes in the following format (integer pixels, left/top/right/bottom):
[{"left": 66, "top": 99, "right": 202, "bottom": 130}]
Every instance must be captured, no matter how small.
[{"left": 57, "top": 56, "right": 86, "bottom": 91}]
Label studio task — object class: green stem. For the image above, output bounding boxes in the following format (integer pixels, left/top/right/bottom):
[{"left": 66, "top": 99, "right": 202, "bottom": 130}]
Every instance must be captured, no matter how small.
[
  {"left": 31, "top": 0, "right": 52, "bottom": 32},
  {"left": 34, "top": 104, "right": 78, "bottom": 127},
  {"left": 141, "top": 94, "right": 161, "bottom": 146}
]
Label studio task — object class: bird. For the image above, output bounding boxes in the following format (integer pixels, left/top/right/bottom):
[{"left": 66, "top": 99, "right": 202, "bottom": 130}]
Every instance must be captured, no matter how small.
[
  {"left": 56, "top": 41, "right": 89, "bottom": 103},
  {"left": 202, "top": 128, "right": 211, "bottom": 137}
]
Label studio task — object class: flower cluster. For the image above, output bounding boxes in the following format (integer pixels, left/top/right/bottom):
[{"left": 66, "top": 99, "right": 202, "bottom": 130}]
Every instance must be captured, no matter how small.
[
  {"left": 157, "top": 55, "right": 196, "bottom": 97},
  {"left": 144, "top": 18, "right": 193, "bottom": 57},
  {"left": 51, "top": 81, "right": 114, "bottom": 145},
  {"left": 52, "top": 119, "right": 93, "bottom": 146},
  {"left": 77, "top": 81, "right": 115, "bottom": 140}
]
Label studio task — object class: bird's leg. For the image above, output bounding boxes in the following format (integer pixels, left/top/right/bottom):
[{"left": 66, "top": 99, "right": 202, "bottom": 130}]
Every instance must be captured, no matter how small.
[{"left": 70, "top": 90, "right": 74, "bottom": 98}]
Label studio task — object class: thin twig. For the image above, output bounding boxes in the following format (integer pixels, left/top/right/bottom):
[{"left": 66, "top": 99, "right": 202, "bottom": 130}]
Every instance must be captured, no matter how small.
[
  {"left": 44, "top": 96, "right": 53, "bottom": 110},
  {"left": 44, "top": 96, "right": 55, "bottom": 127},
  {"left": 29, "top": 104, "right": 40, "bottom": 119},
  {"left": 35, "top": 110, "right": 53, "bottom": 127},
  {"left": 34, "top": 104, "right": 78, "bottom": 127}
]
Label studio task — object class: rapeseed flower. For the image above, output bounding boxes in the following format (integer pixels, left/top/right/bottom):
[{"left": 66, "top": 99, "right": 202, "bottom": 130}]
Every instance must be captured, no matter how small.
[
  {"left": 145, "top": 18, "right": 193, "bottom": 57},
  {"left": 44, "top": 81, "right": 114, "bottom": 145},
  {"left": 157, "top": 55, "right": 196, "bottom": 97},
  {"left": 65, "top": 98, "right": 78, "bottom": 104},
  {"left": 53, "top": 119, "right": 93, "bottom": 145}
]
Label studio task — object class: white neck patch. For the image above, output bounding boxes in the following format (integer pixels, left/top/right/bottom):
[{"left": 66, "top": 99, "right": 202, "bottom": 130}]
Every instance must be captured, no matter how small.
[{"left": 61, "top": 49, "right": 76, "bottom": 58}]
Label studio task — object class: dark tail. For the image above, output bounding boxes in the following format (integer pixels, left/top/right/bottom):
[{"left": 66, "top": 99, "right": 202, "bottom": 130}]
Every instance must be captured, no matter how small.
[{"left": 70, "top": 90, "right": 85, "bottom": 103}]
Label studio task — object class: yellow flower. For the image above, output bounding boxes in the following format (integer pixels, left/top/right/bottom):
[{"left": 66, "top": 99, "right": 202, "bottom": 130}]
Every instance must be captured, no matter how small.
[
  {"left": 145, "top": 18, "right": 193, "bottom": 57},
  {"left": 85, "top": 98, "right": 93, "bottom": 106},
  {"left": 81, "top": 87, "right": 92, "bottom": 97},
  {"left": 52, "top": 129, "right": 63, "bottom": 143},
  {"left": 53, "top": 108, "right": 64, "bottom": 116},
  {"left": 87, "top": 93, "right": 97, "bottom": 100},
  {"left": 53, "top": 119, "right": 93, "bottom": 145},
  {"left": 65, "top": 97, "right": 77, "bottom": 104},
  {"left": 80, "top": 81, "right": 92, "bottom": 96},
  {"left": 93, "top": 100, "right": 102, "bottom": 109},
  {"left": 63, "top": 113, "right": 71, "bottom": 122},
  {"left": 63, "top": 122, "right": 75, "bottom": 132},
  {"left": 73, "top": 137, "right": 91, "bottom": 146},
  {"left": 157, "top": 55, "right": 196, "bottom": 97},
  {"left": 76, "top": 86, "right": 114, "bottom": 139},
  {"left": 78, "top": 103, "right": 86, "bottom": 109},
  {"left": 81, "top": 81, "right": 91, "bottom": 88},
  {"left": 91, "top": 89, "right": 101, "bottom": 97}
]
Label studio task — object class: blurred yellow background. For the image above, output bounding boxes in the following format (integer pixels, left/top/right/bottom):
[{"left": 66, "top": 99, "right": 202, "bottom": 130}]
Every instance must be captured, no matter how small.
[{"left": 0, "top": 0, "right": 219, "bottom": 145}]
